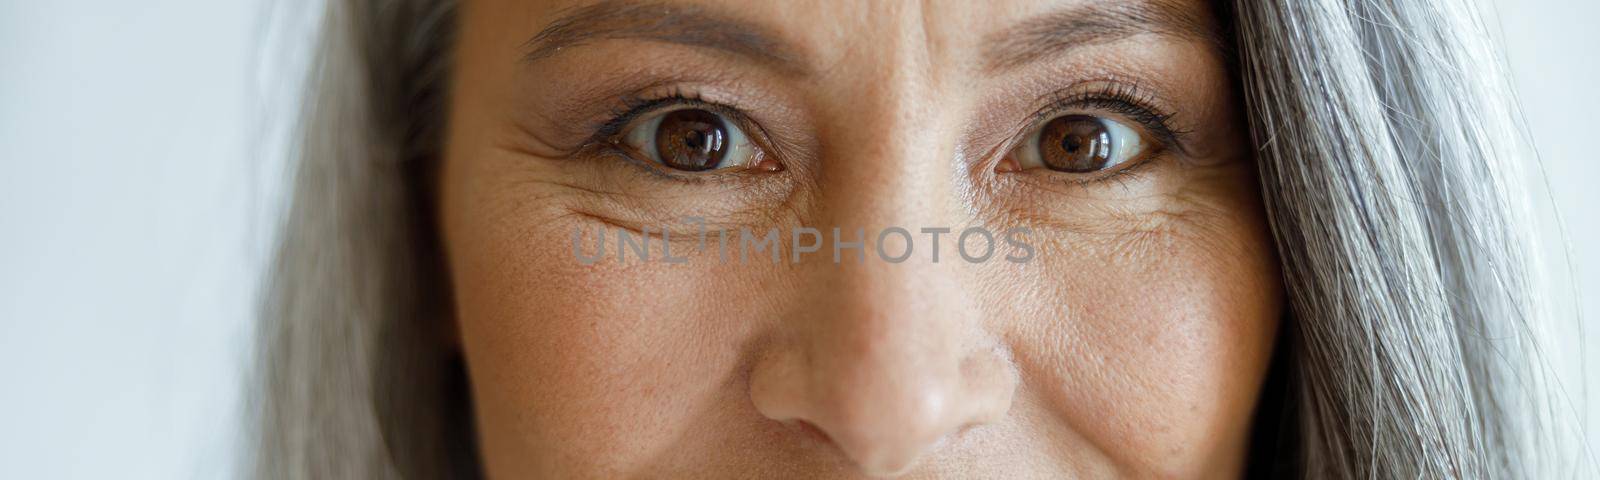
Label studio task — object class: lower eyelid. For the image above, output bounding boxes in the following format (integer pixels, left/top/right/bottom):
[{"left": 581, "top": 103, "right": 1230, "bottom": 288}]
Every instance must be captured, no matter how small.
[
  {"left": 592, "top": 145, "right": 764, "bottom": 187},
  {"left": 1089, "top": 154, "right": 1161, "bottom": 183},
  {"left": 1017, "top": 147, "right": 1169, "bottom": 190}
]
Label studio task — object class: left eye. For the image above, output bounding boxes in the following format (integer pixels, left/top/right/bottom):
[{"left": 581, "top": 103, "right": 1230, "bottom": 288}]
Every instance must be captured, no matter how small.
[
  {"left": 617, "top": 106, "right": 760, "bottom": 172},
  {"left": 1011, "top": 114, "right": 1147, "bottom": 173}
]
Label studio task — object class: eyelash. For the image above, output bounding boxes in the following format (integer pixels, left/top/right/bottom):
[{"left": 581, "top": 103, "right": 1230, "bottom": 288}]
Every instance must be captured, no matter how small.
[
  {"left": 582, "top": 82, "right": 1188, "bottom": 185},
  {"left": 1028, "top": 81, "right": 1188, "bottom": 154},
  {"left": 593, "top": 87, "right": 713, "bottom": 140}
]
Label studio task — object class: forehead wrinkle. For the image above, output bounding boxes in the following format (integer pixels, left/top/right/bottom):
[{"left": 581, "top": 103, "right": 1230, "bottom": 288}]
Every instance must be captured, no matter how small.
[
  {"left": 522, "top": 0, "right": 808, "bottom": 76},
  {"left": 982, "top": 0, "right": 1222, "bottom": 73}
]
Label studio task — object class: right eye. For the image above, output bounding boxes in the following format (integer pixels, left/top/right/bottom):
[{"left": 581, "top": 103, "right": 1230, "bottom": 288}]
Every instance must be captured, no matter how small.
[{"left": 615, "top": 106, "right": 766, "bottom": 172}]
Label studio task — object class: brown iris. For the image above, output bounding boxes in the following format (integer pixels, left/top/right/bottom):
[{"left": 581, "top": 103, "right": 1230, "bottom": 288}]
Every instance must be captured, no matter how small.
[
  {"left": 654, "top": 109, "right": 728, "bottom": 171},
  {"left": 1038, "top": 115, "right": 1112, "bottom": 172}
]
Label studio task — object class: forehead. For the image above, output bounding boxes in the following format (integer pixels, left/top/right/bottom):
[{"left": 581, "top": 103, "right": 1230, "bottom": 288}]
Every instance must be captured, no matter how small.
[{"left": 487, "top": 0, "right": 1221, "bottom": 73}]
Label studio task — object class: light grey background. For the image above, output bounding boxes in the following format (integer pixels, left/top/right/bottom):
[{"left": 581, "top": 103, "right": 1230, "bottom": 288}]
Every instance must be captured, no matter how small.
[{"left": 0, "top": 1, "right": 1593, "bottom": 478}]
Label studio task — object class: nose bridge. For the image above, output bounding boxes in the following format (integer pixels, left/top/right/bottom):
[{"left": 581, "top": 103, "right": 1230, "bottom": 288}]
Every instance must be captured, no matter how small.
[
  {"left": 812, "top": 15, "right": 951, "bottom": 233},
  {"left": 805, "top": 254, "right": 970, "bottom": 394},
  {"left": 747, "top": 39, "right": 1016, "bottom": 476}
]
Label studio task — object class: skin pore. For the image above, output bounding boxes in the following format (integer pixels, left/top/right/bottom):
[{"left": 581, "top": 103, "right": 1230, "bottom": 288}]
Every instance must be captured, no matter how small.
[{"left": 439, "top": 0, "right": 1283, "bottom": 477}]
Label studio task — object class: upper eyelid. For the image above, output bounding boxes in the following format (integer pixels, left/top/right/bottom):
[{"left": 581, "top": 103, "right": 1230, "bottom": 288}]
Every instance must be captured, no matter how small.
[
  {"left": 598, "top": 96, "right": 726, "bottom": 139},
  {"left": 1025, "top": 94, "right": 1178, "bottom": 138},
  {"left": 605, "top": 97, "right": 739, "bottom": 137}
]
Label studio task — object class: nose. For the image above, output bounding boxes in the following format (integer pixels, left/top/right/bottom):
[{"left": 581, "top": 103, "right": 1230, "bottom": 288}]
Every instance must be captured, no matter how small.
[
  {"left": 749, "top": 258, "right": 1018, "bottom": 476},
  {"left": 746, "top": 45, "right": 1016, "bottom": 474}
]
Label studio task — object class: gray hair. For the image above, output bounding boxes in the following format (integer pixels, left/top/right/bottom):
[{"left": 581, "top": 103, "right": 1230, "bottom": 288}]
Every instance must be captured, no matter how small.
[
  {"left": 249, "top": 0, "right": 1572, "bottom": 477},
  {"left": 1234, "top": 0, "right": 1567, "bottom": 476},
  {"left": 251, "top": 0, "right": 468, "bottom": 478}
]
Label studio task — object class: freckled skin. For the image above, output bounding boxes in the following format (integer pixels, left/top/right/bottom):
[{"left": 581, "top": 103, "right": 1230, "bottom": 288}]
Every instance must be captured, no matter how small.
[{"left": 439, "top": 0, "right": 1282, "bottom": 478}]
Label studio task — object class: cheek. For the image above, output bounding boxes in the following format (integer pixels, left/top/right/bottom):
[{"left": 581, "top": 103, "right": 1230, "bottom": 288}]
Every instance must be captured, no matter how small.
[
  {"left": 1001, "top": 185, "right": 1281, "bottom": 475},
  {"left": 445, "top": 203, "right": 767, "bottom": 476}
]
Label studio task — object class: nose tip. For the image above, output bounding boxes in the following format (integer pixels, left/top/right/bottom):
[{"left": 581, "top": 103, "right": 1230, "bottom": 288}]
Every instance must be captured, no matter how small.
[
  {"left": 807, "top": 383, "right": 967, "bottom": 476},
  {"left": 750, "top": 342, "right": 1016, "bottom": 476}
]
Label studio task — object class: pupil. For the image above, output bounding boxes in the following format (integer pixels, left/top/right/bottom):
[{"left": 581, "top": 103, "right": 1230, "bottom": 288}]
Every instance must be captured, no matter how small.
[
  {"left": 1039, "top": 115, "right": 1111, "bottom": 173},
  {"left": 1063, "top": 135, "right": 1086, "bottom": 153},
  {"left": 655, "top": 109, "right": 727, "bottom": 172}
]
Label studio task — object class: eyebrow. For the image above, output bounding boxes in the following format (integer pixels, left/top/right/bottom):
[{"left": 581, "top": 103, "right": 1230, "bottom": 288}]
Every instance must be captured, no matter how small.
[
  {"left": 522, "top": 0, "right": 805, "bottom": 75},
  {"left": 982, "top": 0, "right": 1221, "bottom": 73}
]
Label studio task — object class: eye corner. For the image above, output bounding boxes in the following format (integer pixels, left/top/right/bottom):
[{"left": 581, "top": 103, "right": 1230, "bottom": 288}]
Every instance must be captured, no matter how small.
[
  {"left": 752, "top": 152, "right": 785, "bottom": 173},
  {"left": 993, "top": 154, "right": 1023, "bottom": 174}
]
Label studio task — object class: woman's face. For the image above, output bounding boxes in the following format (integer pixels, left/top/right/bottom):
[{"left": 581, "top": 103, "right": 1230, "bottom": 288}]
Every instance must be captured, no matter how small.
[{"left": 440, "top": 0, "right": 1282, "bottom": 477}]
